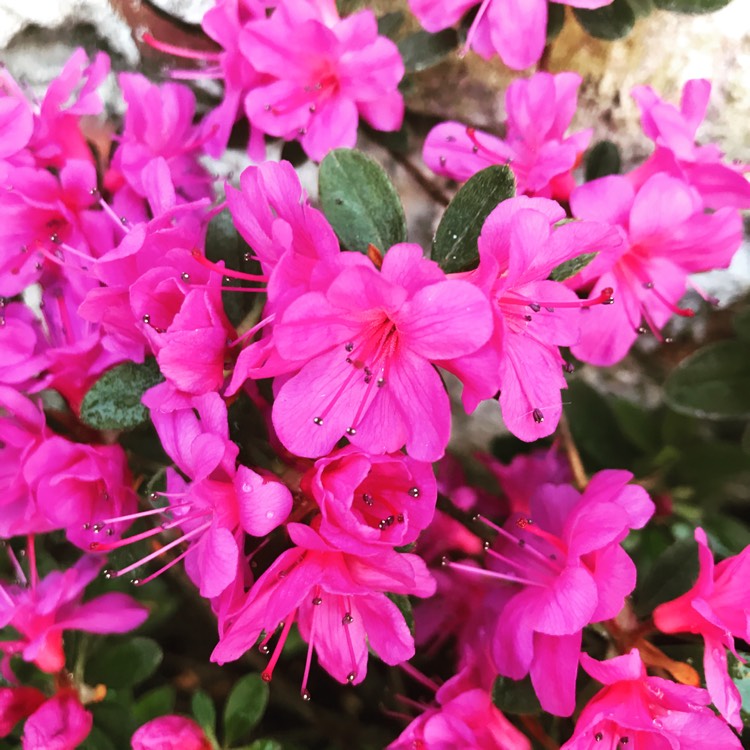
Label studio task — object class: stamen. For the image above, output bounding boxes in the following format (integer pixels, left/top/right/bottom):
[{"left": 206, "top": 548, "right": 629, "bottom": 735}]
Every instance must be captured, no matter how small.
[
  {"left": 97, "top": 197, "right": 131, "bottom": 234},
  {"left": 133, "top": 544, "right": 194, "bottom": 586},
  {"left": 301, "top": 588, "right": 321, "bottom": 700},
  {"left": 190, "top": 250, "right": 267, "bottom": 283},
  {"left": 262, "top": 612, "right": 296, "bottom": 682},
  {"left": 141, "top": 32, "right": 222, "bottom": 61},
  {"left": 501, "top": 287, "right": 614, "bottom": 310},
  {"left": 399, "top": 661, "right": 441, "bottom": 693},
  {"left": 441, "top": 559, "right": 546, "bottom": 587},
  {"left": 229, "top": 312, "right": 276, "bottom": 348},
  {"left": 99, "top": 501, "right": 192, "bottom": 525},
  {"left": 27, "top": 535, "right": 38, "bottom": 590}
]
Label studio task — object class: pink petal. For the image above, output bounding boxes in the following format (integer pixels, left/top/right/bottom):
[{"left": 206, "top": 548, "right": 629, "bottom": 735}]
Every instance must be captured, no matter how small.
[
  {"left": 59, "top": 594, "right": 148, "bottom": 634},
  {"left": 236, "top": 466, "right": 293, "bottom": 536},
  {"left": 22, "top": 692, "right": 92, "bottom": 750},
  {"left": 423, "top": 122, "right": 509, "bottom": 181},
  {"left": 488, "top": 0, "right": 547, "bottom": 70},
  {"left": 703, "top": 634, "right": 743, "bottom": 731},
  {"left": 570, "top": 175, "right": 634, "bottom": 227},
  {"left": 197, "top": 524, "right": 238, "bottom": 599},
  {"left": 580, "top": 648, "right": 644, "bottom": 685},
  {"left": 530, "top": 631, "right": 581, "bottom": 716}
]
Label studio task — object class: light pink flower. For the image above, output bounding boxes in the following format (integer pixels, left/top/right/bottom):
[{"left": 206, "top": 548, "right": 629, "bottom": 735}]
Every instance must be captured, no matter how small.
[
  {"left": 629, "top": 79, "right": 750, "bottom": 210},
  {"left": 131, "top": 715, "right": 212, "bottom": 750},
  {"left": 654, "top": 527, "right": 750, "bottom": 731},
  {"left": 424, "top": 72, "right": 591, "bottom": 200},
  {"left": 408, "top": 0, "right": 613, "bottom": 70},
  {"left": 570, "top": 173, "right": 742, "bottom": 365},
  {"left": 242, "top": 0, "right": 404, "bottom": 160},
  {"left": 271, "top": 243, "right": 493, "bottom": 461},
  {"left": 212, "top": 523, "right": 435, "bottom": 692},
  {"left": 562, "top": 649, "right": 742, "bottom": 749},
  {"left": 0, "top": 555, "right": 148, "bottom": 674}
]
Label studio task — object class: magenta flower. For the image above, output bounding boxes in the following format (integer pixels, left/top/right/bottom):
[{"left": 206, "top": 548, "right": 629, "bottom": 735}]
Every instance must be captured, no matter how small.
[
  {"left": 20, "top": 690, "right": 93, "bottom": 750},
  {"left": 654, "top": 527, "right": 750, "bottom": 730},
  {"left": 446, "top": 470, "right": 653, "bottom": 715},
  {"left": 212, "top": 523, "right": 435, "bottom": 693},
  {"left": 443, "top": 196, "right": 621, "bottom": 442},
  {"left": 271, "top": 243, "right": 493, "bottom": 461},
  {"left": 304, "top": 445, "right": 437, "bottom": 554},
  {"left": 424, "top": 72, "right": 591, "bottom": 200},
  {"left": 108, "top": 73, "right": 213, "bottom": 203},
  {"left": 131, "top": 715, "right": 212, "bottom": 750},
  {"left": 562, "top": 649, "right": 742, "bottom": 749},
  {"left": 389, "top": 687, "right": 530, "bottom": 750},
  {"left": 0, "top": 555, "right": 148, "bottom": 674},
  {"left": 570, "top": 173, "right": 742, "bottom": 365},
  {"left": 0, "top": 69, "right": 34, "bottom": 161},
  {"left": 0, "top": 302, "right": 50, "bottom": 391},
  {"left": 407, "top": 0, "right": 613, "bottom": 70},
  {"left": 0, "top": 687, "right": 46, "bottom": 738},
  {"left": 242, "top": 0, "right": 404, "bottom": 160},
  {"left": 629, "top": 79, "right": 750, "bottom": 210}
]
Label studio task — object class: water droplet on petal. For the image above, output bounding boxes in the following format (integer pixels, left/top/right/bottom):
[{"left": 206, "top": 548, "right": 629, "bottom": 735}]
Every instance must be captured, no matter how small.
[{"left": 266, "top": 511, "right": 275, "bottom": 520}]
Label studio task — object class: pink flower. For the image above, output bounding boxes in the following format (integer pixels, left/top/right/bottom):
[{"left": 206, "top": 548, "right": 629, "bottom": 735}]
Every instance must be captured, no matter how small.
[
  {"left": 407, "top": 0, "right": 613, "bottom": 70},
  {"left": 131, "top": 715, "right": 212, "bottom": 750},
  {"left": 629, "top": 79, "right": 750, "bottom": 210},
  {"left": 443, "top": 196, "right": 620, "bottom": 442},
  {"left": 446, "top": 470, "right": 653, "bottom": 715},
  {"left": 108, "top": 74, "right": 213, "bottom": 203},
  {"left": 654, "top": 527, "right": 750, "bottom": 730},
  {"left": 0, "top": 69, "right": 34, "bottom": 161},
  {"left": 304, "top": 445, "right": 437, "bottom": 554},
  {"left": 388, "top": 687, "right": 530, "bottom": 750},
  {"left": 0, "top": 555, "right": 148, "bottom": 674},
  {"left": 21, "top": 690, "right": 93, "bottom": 750},
  {"left": 0, "top": 686, "right": 46, "bottom": 737},
  {"left": 424, "top": 72, "right": 591, "bottom": 200},
  {"left": 242, "top": 0, "right": 404, "bottom": 160},
  {"left": 271, "top": 243, "right": 493, "bottom": 462},
  {"left": 212, "top": 523, "right": 435, "bottom": 692},
  {"left": 570, "top": 173, "right": 743, "bottom": 365},
  {"left": 0, "top": 302, "right": 50, "bottom": 391},
  {"left": 562, "top": 650, "right": 742, "bottom": 749}
]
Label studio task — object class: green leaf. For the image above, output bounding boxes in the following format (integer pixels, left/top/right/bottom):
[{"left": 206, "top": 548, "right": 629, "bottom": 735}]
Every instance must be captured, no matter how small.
[
  {"left": 319, "top": 149, "right": 407, "bottom": 254},
  {"left": 336, "top": 0, "right": 365, "bottom": 14},
  {"left": 133, "top": 685, "right": 176, "bottom": 725},
  {"left": 633, "top": 537, "right": 700, "bottom": 617},
  {"left": 733, "top": 307, "right": 750, "bottom": 344},
  {"left": 432, "top": 165, "right": 516, "bottom": 273},
  {"left": 653, "top": 0, "right": 731, "bottom": 12},
  {"left": 241, "top": 741, "right": 283, "bottom": 750},
  {"left": 609, "top": 397, "right": 661, "bottom": 454},
  {"left": 573, "top": 0, "right": 636, "bottom": 39},
  {"left": 546, "top": 3, "right": 566, "bottom": 42},
  {"left": 549, "top": 252, "right": 597, "bottom": 282},
  {"left": 79, "top": 726, "right": 117, "bottom": 750},
  {"left": 584, "top": 140, "right": 622, "bottom": 181},
  {"left": 397, "top": 29, "right": 459, "bottom": 73},
  {"left": 378, "top": 11, "right": 405, "bottom": 39},
  {"left": 386, "top": 593, "right": 414, "bottom": 637},
  {"left": 625, "top": 0, "right": 655, "bottom": 17},
  {"left": 80, "top": 359, "right": 163, "bottom": 431},
  {"left": 192, "top": 690, "right": 217, "bottom": 736},
  {"left": 86, "top": 637, "right": 162, "bottom": 689},
  {"left": 223, "top": 673, "right": 270, "bottom": 746},
  {"left": 664, "top": 340, "right": 750, "bottom": 420},
  {"left": 729, "top": 652, "right": 750, "bottom": 721},
  {"left": 492, "top": 675, "right": 542, "bottom": 715}
]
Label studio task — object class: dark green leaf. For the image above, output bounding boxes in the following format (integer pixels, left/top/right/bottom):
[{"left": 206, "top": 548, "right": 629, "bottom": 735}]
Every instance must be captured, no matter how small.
[
  {"left": 609, "top": 397, "right": 661, "bottom": 454},
  {"left": 133, "top": 685, "right": 176, "bottom": 725},
  {"left": 79, "top": 727, "right": 117, "bottom": 750},
  {"left": 432, "top": 165, "right": 516, "bottom": 273},
  {"left": 319, "top": 149, "right": 407, "bottom": 254},
  {"left": 664, "top": 340, "right": 750, "bottom": 420},
  {"left": 378, "top": 11, "right": 405, "bottom": 39},
  {"left": 242, "top": 741, "right": 283, "bottom": 750},
  {"left": 573, "top": 0, "right": 636, "bottom": 39},
  {"left": 584, "top": 140, "right": 622, "bottom": 181},
  {"left": 654, "top": 0, "right": 732, "bottom": 12},
  {"left": 549, "top": 252, "right": 597, "bottom": 282},
  {"left": 86, "top": 637, "right": 162, "bottom": 689},
  {"left": 90, "top": 701, "right": 136, "bottom": 748},
  {"left": 80, "top": 359, "right": 163, "bottom": 431},
  {"left": 192, "top": 690, "right": 217, "bottom": 735},
  {"left": 397, "top": 29, "right": 459, "bottom": 73},
  {"left": 386, "top": 593, "right": 414, "bottom": 637},
  {"left": 625, "top": 0, "right": 655, "bottom": 16},
  {"left": 546, "top": 3, "right": 566, "bottom": 42},
  {"left": 492, "top": 675, "right": 542, "bottom": 715},
  {"left": 223, "top": 673, "right": 269, "bottom": 746},
  {"left": 336, "top": 0, "right": 365, "bottom": 14},
  {"left": 633, "top": 537, "right": 700, "bottom": 617},
  {"left": 729, "top": 652, "right": 750, "bottom": 720},
  {"left": 733, "top": 307, "right": 750, "bottom": 344}
]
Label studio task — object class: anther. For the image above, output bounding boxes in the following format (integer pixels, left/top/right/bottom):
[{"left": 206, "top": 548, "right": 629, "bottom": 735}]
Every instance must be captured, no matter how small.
[
  {"left": 312, "top": 596, "right": 323, "bottom": 606},
  {"left": 345, "top": 427, "right": 357, "bottom": 435},
  {"left": 532, "top": 408, "right": 544, "bottom": 424},
  {"left": 346, "top": 672, "right": 356, "bottom": 683},
  {"left": 439, "top": 156, "right": 447, "bottom": 166},
  {"left": 142, "top": 314, "right": 150, "bottom": 324},
  {"left": 376, "top": 377, "right": 386, "bottom": 388},
  {"left": 408, "top": 487, "right": 420, "bottom": 498},
  {"left": 181, "top": 272, "right": 190, "bottom": 281},
  {"left": 529, "top": 302, "right": 541, "bottom": 312},
  {"left": 313, "top": 417, "right": 323, "bottom": 426},
  {"left": 345, "top": 342, "right": 354, "bottom": 352},
  {"left": 103, "top": 569, "right": 114, "bottom": 579},
  {"left": 301, "top": 689, "right": 311, "bottom": 701},
  {"left": 342, "top": 613, "right": 353, "bottom": 625}
]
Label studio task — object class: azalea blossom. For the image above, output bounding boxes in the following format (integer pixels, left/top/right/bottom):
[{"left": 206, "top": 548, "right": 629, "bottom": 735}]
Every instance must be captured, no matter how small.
[
  {"left": 271, "top": 242, "right": 493, "bottom": 461},
  {"left": 131, "top": 715, "right": 212, "bottom": 750},
  {"left": 424, "top": 72, "right": 592, "bottom": 200},
  {"left": 562, "top": 649, "right": 742, "bottom": 749},
  {"left": 19, "top": 690, "right": 93, "bottom": 750},
  {"left": 212, "top": 523, "right": 435, "bottom": 692},
  {"left": 445, "top": 470, "right": 653, "bottom": 715},
  {"left": 570, "top": 173, "right": 742, "bottom": 365},
  {"left": 407, "top": 0, "right": 614, "bottom": 70},
  {"left": 654, "top": 527, "right": 750, "bottom": 730}
]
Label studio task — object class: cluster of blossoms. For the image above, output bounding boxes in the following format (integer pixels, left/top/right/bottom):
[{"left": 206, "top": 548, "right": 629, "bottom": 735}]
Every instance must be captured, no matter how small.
[{"left": 0, "top": 0, "right": 748, "bottom": 747}]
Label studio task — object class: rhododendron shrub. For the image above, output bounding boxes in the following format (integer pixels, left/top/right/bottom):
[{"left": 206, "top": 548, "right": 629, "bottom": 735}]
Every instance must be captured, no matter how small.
[{"left": 0, "top": 1, "right": 748, "bottom": 748}]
